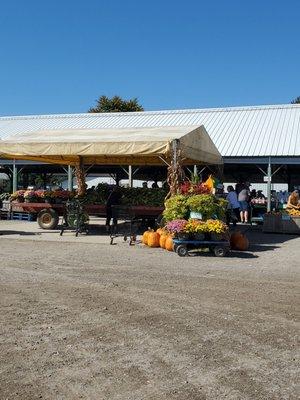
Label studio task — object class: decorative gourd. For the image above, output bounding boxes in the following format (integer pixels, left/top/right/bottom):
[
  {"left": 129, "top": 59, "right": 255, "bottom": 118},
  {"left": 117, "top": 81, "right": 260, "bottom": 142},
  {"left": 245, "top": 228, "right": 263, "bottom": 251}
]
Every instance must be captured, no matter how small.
[
  {"left": 147, "top": 231, "right": 160, "bottom": 248},
  {"left": 159, "top": 234, "right": 168, "bottom": 249},
  {"left": 230, "top": 231, "right": 249, "bottom": 251},
  {"left": 165, "top": 236, "right": 174, "bottom": 251},
  {"left": 142, "top": 228, "right": 152, "bottom": 245}
]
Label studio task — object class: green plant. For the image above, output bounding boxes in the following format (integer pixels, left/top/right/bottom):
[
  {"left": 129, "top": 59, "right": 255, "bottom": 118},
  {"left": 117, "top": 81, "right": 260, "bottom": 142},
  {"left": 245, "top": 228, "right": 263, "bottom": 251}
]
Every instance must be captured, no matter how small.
[
  {"left": 163, "top": 195, "right": 189, "bottom": 221},
  {"left": 186, "top": 194, "right": 217, "bottom": 219},
  {"left": 215, "top": 198, "right": 228, "bottom": 220}
]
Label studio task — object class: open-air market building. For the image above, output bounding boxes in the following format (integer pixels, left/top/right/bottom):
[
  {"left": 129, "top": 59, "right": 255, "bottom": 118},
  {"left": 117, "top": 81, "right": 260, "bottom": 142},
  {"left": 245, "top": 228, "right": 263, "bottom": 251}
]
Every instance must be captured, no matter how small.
[{"left": 1, "top": 103, "right": 300, "bottom": 195}]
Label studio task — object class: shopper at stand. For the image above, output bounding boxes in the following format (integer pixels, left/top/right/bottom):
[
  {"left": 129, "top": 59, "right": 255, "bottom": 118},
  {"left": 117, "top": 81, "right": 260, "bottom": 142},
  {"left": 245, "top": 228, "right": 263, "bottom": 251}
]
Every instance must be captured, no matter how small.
[
  {"left": 286, "top": 190, "right": 300, "bottom": 210},
  {"left": 226, "top": 186, "right": 240, "bottom": 226},
  {"left": 238, "top": 183, "right": 250, "bottom": 223},
  {"left": 105, "top": 186, "right": 122, "bottom": 232}
]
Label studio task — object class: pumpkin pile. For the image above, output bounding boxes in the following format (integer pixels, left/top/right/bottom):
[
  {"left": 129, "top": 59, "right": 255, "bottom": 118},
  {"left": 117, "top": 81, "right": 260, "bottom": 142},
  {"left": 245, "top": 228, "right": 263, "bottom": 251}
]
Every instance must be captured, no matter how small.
[{"left": 142, "top": 228, "right": 174, "bottom": 251}]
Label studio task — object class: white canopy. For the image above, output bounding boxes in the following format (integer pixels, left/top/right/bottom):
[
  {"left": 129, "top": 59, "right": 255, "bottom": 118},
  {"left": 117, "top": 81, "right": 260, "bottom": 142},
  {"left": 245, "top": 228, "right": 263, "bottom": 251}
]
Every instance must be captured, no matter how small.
[{"left": 0, "top": 125, "right": 222, "bottom": 166}]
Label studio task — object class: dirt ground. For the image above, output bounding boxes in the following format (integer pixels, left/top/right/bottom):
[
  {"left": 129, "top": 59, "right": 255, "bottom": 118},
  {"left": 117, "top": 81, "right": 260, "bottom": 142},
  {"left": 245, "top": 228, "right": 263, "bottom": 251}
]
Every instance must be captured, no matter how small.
[{"left": 0, "top": 228, "right": 299, "bottom": 400}]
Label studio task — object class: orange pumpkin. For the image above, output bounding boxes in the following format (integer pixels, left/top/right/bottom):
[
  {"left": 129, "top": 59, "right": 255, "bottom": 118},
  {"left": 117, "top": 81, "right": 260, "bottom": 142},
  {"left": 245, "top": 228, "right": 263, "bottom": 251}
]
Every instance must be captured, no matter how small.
[
  {"left": 147, "top": 231, "right": 160, "bottom": 248},
  {"left": 159, "top": 234, "right": 168, "bottom": 249},
  {"left": 230, "top": 231, "right": 249, "bottom": 251},
  {"left": 165, "top": 236, "right": 174, "bottom": 251},
  {"left": 142, "top": 228, "right": 152, "bottom": 245},
  {"left": 156, "top": 228, "right": 165, "bottom": 236}
]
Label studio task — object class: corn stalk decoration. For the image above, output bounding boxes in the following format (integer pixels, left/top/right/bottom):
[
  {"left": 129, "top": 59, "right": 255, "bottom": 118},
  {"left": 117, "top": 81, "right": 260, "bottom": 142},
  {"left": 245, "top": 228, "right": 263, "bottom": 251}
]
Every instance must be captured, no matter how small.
[
  {"left": 74, "top": 158, "right": 86, "bottom": 197},
  {"left": 166, "top": 140, "right": 185, "bottom": 198}
]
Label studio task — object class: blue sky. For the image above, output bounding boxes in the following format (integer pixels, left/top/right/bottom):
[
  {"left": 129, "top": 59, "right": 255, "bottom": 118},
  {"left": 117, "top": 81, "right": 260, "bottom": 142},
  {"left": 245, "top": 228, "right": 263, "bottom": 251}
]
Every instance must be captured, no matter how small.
[{"left": 0, "top": 0, "right": 299, "bottom": 116}]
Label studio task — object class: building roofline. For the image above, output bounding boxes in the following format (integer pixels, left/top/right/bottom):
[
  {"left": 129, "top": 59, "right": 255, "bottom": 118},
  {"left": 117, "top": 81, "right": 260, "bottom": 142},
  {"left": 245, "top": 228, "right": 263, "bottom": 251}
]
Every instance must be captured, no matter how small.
[{"left": 1, "top": 103, "right": 300, "bottom": 121}]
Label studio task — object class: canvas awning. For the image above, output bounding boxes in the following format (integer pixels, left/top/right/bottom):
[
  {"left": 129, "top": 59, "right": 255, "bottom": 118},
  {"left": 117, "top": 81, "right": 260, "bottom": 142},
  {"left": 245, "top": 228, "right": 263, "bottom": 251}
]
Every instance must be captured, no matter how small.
[{"left": 0, "top": 125, "right": 222, "bottom": 166}]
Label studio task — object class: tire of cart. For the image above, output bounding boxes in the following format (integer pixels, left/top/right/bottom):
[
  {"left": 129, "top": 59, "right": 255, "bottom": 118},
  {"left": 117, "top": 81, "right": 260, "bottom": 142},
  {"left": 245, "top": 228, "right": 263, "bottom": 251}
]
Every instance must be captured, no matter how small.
[
  {"left": 176, "top": 244, "right": 188, "bottom": 257},
  {"left": 37, "top": 208, "right": 59, "bottom": 229},
  {"left": 213, "top": 246, "right": 229, "bottom": 257}
]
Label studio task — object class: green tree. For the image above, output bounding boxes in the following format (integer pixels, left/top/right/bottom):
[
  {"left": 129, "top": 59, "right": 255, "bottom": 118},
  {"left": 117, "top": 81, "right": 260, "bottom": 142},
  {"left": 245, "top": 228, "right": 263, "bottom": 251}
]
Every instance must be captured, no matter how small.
[
  {"left": 88, "top": 95, "right": 144, "bottom": 113},
  {"left": 291, "top": 96, "right": 300, "bottom": 104}
]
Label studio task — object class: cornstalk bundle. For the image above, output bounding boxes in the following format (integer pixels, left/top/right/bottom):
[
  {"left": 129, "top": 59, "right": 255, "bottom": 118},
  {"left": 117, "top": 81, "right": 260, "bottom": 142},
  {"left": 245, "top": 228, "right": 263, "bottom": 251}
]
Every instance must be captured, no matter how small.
[
  {"left": 74, "top": 158, "right": 86, "bottom": 196},
  {"left": 166, "top": 146, "right": 185, "bottom": 198}
]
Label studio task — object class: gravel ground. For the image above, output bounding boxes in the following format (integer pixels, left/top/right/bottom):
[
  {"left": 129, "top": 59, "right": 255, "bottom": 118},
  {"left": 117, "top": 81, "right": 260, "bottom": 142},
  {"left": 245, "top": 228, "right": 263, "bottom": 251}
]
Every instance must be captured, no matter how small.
[{"left": 0, "top": 230, "right": 299, "bottom": 400}]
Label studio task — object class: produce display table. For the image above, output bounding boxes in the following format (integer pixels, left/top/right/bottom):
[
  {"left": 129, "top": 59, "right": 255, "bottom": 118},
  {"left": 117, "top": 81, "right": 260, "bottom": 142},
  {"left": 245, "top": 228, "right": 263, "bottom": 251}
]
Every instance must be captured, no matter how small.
[
  {"left": 250, "top": 204, "right": 267, "bottom": 224},
  {"left": 10, "top": 202, "right": 164, "bottom": 230}
]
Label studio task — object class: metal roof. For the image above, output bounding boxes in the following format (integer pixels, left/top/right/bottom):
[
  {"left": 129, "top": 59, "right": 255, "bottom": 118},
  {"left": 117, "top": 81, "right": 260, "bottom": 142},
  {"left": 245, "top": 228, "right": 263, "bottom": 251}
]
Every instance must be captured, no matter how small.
[{"left": 1, "top": 103, "right": 300, "bottom": 158}]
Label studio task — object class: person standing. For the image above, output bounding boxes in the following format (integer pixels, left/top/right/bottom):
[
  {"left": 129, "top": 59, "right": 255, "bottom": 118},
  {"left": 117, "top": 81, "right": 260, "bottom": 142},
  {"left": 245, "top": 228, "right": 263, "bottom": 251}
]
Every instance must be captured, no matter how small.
[
  {"left": 105, "top": 186, "right": 122, "bottom": 232},
  {"left": 238, "top": 183, "right": 250, "bottom": 223},
  {"left": 226, "top": 186, "right": 240, "bottom": 226}
]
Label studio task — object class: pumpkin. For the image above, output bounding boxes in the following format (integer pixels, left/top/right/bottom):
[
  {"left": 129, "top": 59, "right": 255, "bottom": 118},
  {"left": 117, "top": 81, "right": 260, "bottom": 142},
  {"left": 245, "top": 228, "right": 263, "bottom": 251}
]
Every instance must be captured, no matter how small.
[
  {"left": 147, "top": 231, "right": 160, "bottom": 248},
  {"left": 142, "top": 228, "right": 152, "bottom": 245},
  {"left": 230, "top": 231, "right": 249, "bottom": 251},
  {"left": 165, "top": 236, "right": 174, "bottom": 251},
  {"left": 159, "top": 234, "right": 168, "bottom": 249},
  {"left": 156, "top": 228, "right": 165, "bottom": 236}
]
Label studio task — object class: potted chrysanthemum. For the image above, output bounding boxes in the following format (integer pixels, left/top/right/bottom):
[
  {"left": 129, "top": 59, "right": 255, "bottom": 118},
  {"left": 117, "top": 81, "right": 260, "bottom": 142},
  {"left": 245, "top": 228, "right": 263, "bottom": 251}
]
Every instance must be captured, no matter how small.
[
  {"left": 165, "top": 219, "right": 189, "bottom": 240},
  {"left": 184, "top": 219, "right": 207, "bottom": 240},
  {"left": 206, "top": 219, "right": 228, "bottom": 241}
]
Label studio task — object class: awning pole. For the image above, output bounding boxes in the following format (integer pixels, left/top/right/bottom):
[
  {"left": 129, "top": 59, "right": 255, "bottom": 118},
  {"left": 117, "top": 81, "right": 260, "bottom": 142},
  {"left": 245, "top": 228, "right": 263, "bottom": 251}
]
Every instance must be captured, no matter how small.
[{"left": 267, "top": 157, "right": 272, "bottom": 212}]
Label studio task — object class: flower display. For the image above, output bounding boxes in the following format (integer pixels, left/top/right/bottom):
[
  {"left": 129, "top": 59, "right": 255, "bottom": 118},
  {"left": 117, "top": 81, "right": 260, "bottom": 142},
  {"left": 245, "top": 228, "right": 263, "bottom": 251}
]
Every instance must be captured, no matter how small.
[
  {"left": 184, "top": 219, "right": 207, "bottom": 233},
  {"left": 165, "top": 218, "right": 228, "bottom": 235},
  {"left": 165, "top": 219, "right": 188, "bottom": 234},
  {"left": 180, "top": 181, "right": 211, "bottom": 195},
  {"left": 205, "top": 219, "right": 228, "bottom": 234}
]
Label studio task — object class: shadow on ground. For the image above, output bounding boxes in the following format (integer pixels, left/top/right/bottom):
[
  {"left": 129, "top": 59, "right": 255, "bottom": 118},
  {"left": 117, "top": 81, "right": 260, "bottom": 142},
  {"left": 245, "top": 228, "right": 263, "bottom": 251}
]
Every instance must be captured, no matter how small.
[{"left": 0, "top": 230, "right": 39, "bottom": 236}]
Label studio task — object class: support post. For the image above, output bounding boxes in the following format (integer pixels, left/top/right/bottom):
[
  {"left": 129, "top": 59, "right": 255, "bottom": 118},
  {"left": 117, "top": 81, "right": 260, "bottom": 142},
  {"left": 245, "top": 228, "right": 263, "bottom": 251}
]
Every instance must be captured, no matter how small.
[
  {"left": 12, "top": 159, "right": 18, "bottom": 192},
  {"left": 67, "top": 165, "right": 73, "bottom": 191},
  {"left": 193, "top": 165, "right": 197, "bottom": 176},
  {"left": 267, "top": 157, "right": 272, "bottom": 212},
  {"left": 74, "top": 158, "right": 86, "bottom": 196},
  {"left": 128, "top": 165, "right": 133, "bottom": 188}
]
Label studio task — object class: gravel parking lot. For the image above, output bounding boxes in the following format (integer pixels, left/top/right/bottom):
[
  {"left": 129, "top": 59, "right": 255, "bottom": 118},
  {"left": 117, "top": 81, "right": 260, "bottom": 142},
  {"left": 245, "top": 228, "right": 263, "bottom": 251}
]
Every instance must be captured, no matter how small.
[{"left": 0, "top": 225, "right": 299, "bottom": 399}]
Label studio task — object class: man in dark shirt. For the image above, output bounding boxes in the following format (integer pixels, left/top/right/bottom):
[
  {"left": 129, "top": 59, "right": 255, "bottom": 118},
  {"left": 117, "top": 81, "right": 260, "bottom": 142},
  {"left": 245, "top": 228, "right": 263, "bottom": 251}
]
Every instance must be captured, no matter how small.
[{"left": 105, "top": 186, "right": 122, "bottom": 231}]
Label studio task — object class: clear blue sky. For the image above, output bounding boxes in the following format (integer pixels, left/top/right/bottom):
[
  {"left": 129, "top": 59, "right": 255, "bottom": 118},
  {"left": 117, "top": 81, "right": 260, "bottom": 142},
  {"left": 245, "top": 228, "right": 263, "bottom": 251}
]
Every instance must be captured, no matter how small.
[{"left": 0, "top": 0, "right": 299, "bottom": 116}]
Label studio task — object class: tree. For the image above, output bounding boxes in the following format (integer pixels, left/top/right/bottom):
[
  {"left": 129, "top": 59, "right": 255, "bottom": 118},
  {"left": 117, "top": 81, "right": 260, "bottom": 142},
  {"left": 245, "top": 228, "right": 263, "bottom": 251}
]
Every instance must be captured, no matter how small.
[
  {"left": 88, "top": 95, "right": 144, "bottom": 113},
  {"left": 291, "top": 96, "right": 300, "bottom": 104}
]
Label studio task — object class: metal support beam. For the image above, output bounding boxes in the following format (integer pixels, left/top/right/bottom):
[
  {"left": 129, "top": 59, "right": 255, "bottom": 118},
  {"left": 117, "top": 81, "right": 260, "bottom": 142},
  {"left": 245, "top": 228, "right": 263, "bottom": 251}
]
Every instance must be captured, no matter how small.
[
  {"left": 193, "top": 165, "right": 197, "bottom": 176},
  {"left": 267, "top": 157, "right": 272, "bottom": 212},
  {"left": 67, "top": 165, "right": 73, "bottom": 191},
  {"left": 12, "top": 160, "right": 18, "bottom": 192},
  {"left": 128, "top": 165, "right": 133, "bottom": 187}
]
